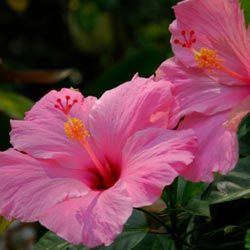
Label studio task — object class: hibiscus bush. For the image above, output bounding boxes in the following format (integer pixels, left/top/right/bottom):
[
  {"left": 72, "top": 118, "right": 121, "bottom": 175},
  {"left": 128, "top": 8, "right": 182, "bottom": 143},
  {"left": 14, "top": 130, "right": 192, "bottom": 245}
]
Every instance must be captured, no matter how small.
[{"left": 0, "top": 0, "right": 250, "bottom": 250}]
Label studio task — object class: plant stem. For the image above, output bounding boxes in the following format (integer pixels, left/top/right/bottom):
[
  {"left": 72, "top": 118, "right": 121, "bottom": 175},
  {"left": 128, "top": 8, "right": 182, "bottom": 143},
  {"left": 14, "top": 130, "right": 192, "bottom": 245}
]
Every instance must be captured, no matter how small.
[
  {"left": 137, "top": 208, "right": 192, "bottom": 249},
  {"left": 137, "top": 208, "right": 172, "bottom": 232}
]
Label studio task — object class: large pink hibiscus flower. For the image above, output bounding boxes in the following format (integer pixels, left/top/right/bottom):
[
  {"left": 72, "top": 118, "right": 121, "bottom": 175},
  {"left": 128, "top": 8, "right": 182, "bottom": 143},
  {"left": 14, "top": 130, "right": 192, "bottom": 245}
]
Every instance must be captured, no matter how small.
[
  {"left": 156, "top": 0, "right": 250, "bottom": 182},
  {"left": 0, "top": 76, "right": 196, "bottom": 247}
]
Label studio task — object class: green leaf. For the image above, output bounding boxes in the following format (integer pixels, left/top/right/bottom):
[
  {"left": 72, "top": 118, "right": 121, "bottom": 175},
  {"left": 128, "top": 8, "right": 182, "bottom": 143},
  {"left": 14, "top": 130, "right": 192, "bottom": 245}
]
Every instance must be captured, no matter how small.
[
  {"left": 203, "top": 156, "right": 250, "bottom": 204},
  {"left": 241, "top": 0, "right": 250, "bottom": 25},
  {"left": 68, "top": 2, "right": 113, "bottom": 53},
  {"left": 0, "top": 90, "right": 33, "bottom": 119},
  {"left": 245, "top": 230, "right": 250, "bottom": 249},
  {"left": 34, "top": 231, "right": 86, "bottom": 250},
  {"left": 176, "top": 177, "right": 207, "bottom": 206},
  {"left": 184, "top": 199, "right": 210, "bottom": 217},
  {"left": 34, "top": 210, "right": 148, "bottom": 250},
  {"left": 0, "top": 217, "right": 12, "bottom": 234},
  {"left": 133, "top": 234, "right": 175, "bottom": 250},
  {"left": 238, "top": 116, "right": 250, "bottom": 156},
  {"left": 238, "top": 116, "right": 250, "bottom": 139}
]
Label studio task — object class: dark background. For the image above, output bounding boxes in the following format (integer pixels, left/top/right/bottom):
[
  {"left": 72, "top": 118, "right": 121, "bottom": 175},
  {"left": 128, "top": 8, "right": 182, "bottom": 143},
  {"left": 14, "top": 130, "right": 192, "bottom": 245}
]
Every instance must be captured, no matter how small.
[{"left": 0, "top": 0, "right": 177, "bottom": 152}]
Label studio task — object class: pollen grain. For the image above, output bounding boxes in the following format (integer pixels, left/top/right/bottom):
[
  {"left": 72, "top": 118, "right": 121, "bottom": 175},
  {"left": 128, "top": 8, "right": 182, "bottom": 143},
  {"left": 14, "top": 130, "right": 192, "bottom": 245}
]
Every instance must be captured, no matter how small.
[
  {"left": 194, "top": 48, "right": 222, "bottom": 71},
  {"left": 64, "top": 117, "right": 90, "bottom": 142}
]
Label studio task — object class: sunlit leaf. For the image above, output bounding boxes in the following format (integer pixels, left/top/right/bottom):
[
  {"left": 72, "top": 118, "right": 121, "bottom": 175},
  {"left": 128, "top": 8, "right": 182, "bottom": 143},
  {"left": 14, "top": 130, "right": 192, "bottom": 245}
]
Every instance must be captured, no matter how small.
[
  {"left": 143, "top": 199, "right": 166, "bottom": 213},
  {"left": 0, "top": 217, "right": 12, "bottom": 234},
  {"left": 0, "top": 90, "right": 33, "bottom": 119},
  {"left": 203, "top": 156, "right": 250, "bottom": 204}
]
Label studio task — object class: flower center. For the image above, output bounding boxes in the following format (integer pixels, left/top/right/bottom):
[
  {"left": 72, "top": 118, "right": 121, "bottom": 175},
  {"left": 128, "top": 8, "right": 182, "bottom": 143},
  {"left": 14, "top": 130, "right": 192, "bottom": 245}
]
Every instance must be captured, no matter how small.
[
  {"left": 174, "top": 30, "right": 250, "bottom": 84},
  {"left": 194, "top": 48, "right": 222, "bottom": 71},
  {"left": 54, "top": 95, "right": 115, "bottom": 189}
]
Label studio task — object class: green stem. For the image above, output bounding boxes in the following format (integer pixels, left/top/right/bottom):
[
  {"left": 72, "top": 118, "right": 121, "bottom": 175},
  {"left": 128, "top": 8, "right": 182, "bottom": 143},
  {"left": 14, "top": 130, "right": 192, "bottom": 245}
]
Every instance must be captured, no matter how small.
[
  {"left": 137, "top": 208, "right": 192, "bottom": 249},
  {"left": 137, "top": 208, "right": 172, "bottom": 232}
]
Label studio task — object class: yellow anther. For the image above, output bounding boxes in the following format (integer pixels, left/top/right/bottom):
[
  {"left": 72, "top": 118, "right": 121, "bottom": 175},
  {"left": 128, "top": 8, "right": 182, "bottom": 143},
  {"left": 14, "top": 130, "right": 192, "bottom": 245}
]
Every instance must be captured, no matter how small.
[
  {"left": 194, "top": 48, "right": 222, "bottom": 71},
  {"left": 64, "top": 117, "right": 90, "bottom": 142}
]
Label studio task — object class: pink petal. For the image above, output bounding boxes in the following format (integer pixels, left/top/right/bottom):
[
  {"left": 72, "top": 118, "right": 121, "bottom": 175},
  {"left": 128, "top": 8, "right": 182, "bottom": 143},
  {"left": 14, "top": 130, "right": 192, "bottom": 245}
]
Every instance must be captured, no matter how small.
[
  {"left": 121, "top": 128, "right": 197, "bottom": 207},
  {"left": 171, "top": 0, "right": 250, "bottom": 86},
  {"left": 224, "top": 95, "right": 250, "bottom": 131},
  {"left": 89, "top": 75, "right": 178, "bottom": 164},
  {"left": 0, "top": 149, "right": 89, "bottom": 221},
  {"left": 156, "top": 58, "right": 250, "bottom": 116},
  {"left": 10, "top": 88, "right": 98, "bottom": 169},
  {"left": 39, "top": 181, "right": 132, "bottom": 248},
  {"left": 179, "top": 111, "right": 239, "bottom": 182}
]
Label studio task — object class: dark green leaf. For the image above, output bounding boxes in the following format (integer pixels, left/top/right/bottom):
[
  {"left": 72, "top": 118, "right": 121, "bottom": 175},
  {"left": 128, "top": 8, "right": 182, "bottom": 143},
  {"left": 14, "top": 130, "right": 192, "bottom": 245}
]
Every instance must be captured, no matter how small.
[
  {"left": 133, "top": 233, "right": 175, "bottom": 250},
  {"left": 238, "top": 116, "right": 250, "bottom": 156},
  {"left": 238, "top": 116, "right": 250, "bottom": 139},
  {"left": 34, "top": 231, "right": 86, "bottom": 250},
  {"left": 176, "top": 177, "right": 207, "bottom": 206},
  {"left": 184, "top": 199, "right": 210, "bottom": 217},
  {"left": 203, "top": 156, "right": 250, "bottom": 204},
  {"left": 0, "top": 90, "right": 33, "bottom": 119}
]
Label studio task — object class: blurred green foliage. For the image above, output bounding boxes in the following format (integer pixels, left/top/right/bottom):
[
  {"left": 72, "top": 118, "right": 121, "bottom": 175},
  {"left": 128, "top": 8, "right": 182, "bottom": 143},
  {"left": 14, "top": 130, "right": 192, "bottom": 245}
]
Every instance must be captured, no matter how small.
[
  {"left": 241, "top": 0, "right": 250, "bottom": 25},
  {"left": 246, "top": 230, "right": 250, "bottom": 249},
  {"left": 0, "top": 0, "right": 177, "bottom": 150}
]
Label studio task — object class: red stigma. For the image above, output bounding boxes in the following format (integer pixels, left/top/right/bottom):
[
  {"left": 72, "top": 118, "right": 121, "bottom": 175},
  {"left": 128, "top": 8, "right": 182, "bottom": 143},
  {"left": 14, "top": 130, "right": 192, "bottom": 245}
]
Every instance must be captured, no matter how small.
[
  {"left": 54, "top": 96, "right": 78, "bottom": 115},
  {"left": 174, "top": 30, "right": 196, "bottom": 48}
]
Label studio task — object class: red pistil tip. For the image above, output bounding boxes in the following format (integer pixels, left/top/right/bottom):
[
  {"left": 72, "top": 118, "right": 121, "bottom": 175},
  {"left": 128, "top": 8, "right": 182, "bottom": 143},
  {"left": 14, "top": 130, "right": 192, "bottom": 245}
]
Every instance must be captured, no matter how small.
[
  {"left": 174, "top": 30, "right": 196, "bottom": 48},
  {"left": 54, "top": 95, "right": 79, "bottom": 115}
]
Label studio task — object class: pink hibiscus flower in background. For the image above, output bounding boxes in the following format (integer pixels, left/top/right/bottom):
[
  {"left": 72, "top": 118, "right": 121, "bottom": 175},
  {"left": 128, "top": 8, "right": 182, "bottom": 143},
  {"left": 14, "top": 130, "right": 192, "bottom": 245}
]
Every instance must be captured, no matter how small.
[
  {"left": 155, "top": 0, "right": 250, "bottom": 182},
  {"left": 0, "top": 76, "right": 197, "bottom": 247}
]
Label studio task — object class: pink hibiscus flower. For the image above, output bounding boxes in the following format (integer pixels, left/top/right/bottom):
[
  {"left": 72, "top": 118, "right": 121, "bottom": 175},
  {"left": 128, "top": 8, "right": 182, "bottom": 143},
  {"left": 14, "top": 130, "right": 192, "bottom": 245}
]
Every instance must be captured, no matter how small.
[
  {"left": 155, "top": 0, "right": 250, "bottom": 182},
  {"left": 0, "top": 76, "right": 197, "bottom": 247}
]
